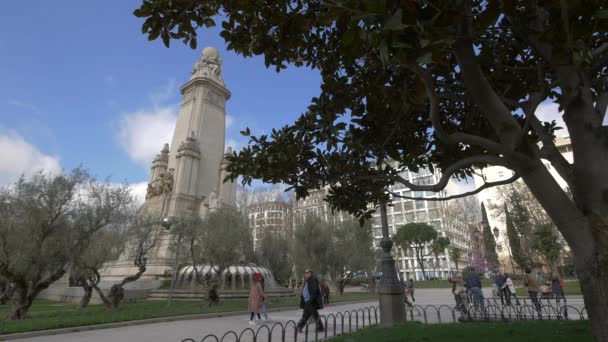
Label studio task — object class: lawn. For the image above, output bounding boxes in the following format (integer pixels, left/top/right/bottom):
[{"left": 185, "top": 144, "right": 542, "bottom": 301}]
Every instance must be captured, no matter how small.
[
  {"left": 0, "top": 292, "right": 377, "bottom": 335},
  {"left": 329, "top": 320, "right": 592, "bottom": 342},
  {"left": 515, "top": 280, "right": 582, "bottom": 296}
]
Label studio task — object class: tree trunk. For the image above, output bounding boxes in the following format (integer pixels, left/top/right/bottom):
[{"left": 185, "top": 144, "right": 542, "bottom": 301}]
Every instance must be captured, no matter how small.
[
  {"left": 93, "top": 284, "right": 112, "bottom": 309},
  {"left": 6, "top": 286, "right": 32, "bottom": 320},
  {"left": 79, "top": 285, "right": 93, "bottom": 308},
  {"left": 573, "top": 234, "right": 608, "bottom": 342}
]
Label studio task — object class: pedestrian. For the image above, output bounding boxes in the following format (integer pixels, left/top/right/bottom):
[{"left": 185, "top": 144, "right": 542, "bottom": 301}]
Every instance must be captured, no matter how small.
[
  {"left": 448, "top": 272, "right": 469, "bottom": 317},
  {"left": 296, "top": 269, "right": 324, "bottom": 333},
  {"left": 524, "top": 267, "right": 542, "bottom": 312},
  {"left": 406, "top": 278, "right": 415, "bottom": 302},
  {"left": 551, "top": 274, "right": 568, "bottom": 318},
  {"left": 323, "top": 282, "right": 330, "bottom": 305},
  {"left": 260, "top": 274, "right": 269, "bottom": 321},
  {"left": 502, "top": 273, "right": 519, "bottom": 306},
  {"left": 248, "top": 272, "right": 266, "bottom": 325},
  {"left": 495, "top": 271, "right": 506, "bottom": 305},
  {"left": 465, "top": 271, "right": 485, "bottom": 310},
  {"left": 402, "top": 280, "right": 413, "bottom": 308}
]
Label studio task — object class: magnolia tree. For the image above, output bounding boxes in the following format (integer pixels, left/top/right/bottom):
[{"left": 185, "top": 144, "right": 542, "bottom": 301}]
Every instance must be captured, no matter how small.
[{"left": 136, "top": 1, "right": 608, "bottom": 339}]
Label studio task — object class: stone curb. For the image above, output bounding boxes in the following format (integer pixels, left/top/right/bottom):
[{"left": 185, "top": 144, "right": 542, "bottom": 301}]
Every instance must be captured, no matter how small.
[{"left": 0, "top": 299, "right": 378, "bottom": 341}]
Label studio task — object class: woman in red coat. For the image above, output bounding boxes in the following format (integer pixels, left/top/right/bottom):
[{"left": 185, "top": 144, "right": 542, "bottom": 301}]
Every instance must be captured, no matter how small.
[{"left": 248, "top": 273, "right": 266, "bottom": 325}]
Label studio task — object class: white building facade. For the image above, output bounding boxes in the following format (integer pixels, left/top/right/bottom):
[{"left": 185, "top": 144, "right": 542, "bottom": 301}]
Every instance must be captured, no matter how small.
[{"left": 371, "top": 165, "right": 473, "bottom": 281}]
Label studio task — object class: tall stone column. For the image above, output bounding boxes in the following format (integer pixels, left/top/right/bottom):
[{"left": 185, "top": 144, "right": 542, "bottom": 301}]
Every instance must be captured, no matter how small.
[{"left": 376, "top": 202, "right": 406, "bottom": 326}]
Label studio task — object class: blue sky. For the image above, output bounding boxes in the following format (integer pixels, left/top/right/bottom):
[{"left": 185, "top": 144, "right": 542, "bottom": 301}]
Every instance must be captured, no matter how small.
[{"left": 0, "top": 1, "right": 321, "bottom": 194}]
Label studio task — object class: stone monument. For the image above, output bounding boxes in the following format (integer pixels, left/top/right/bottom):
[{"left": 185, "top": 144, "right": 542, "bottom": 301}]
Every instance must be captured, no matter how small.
[{"left": 99, "top": 46, "right": 237, "bottom": 289}]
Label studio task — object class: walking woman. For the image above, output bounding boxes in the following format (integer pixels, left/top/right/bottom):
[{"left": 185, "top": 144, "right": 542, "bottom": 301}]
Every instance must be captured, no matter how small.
[
  {"left": 501, "top": 273, "right": 520, "bottom": 306},
  {"left": 248, "top": 273, "right": 266, "bottom": 325},
  {"left": 406, "top": 279, "right": 416, "bottom": 302}
]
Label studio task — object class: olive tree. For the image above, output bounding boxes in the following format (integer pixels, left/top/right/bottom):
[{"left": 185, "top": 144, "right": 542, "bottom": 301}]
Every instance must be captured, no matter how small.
[
  {"left": 135, "top": 1, "right": 608, "bottom": 339},
  {"left": 187, "top": 208, "right": 252, "bottom": 303},
  {"left": 92, "top": 210, "right": 160, "bottom": 310},
  {"left": 0, "top": 169, "right": 134, "bottom": 318}
]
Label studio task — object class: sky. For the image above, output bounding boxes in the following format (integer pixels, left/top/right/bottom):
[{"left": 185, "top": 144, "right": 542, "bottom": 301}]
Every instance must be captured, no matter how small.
[
  {"left": 0, "top": 1, "right": 322, "bottom": 199},
  {"left": 0, "top": 1, "right": 573, "bottom": 200}
]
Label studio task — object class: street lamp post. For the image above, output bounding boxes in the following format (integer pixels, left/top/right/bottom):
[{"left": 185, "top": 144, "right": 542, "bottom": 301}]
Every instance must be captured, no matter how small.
[
  {"left": 162, "top": 216, "right": 180, "bottom": 307},
  {"left": 493, "top": 227, "right": 515, "bottom": 274},
  {"left": 376, "top": 202, "right": 406, "bottom": 326}
]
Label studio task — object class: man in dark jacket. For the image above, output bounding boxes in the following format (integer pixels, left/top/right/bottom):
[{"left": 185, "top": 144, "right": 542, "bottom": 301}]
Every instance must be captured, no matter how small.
[
  {"left": 465, "top": 271, "right": 485, "bottom": 310},
  {"left": 297, "top": 269, "right": 324, "bottom": 333},
  {"left": 495, "top": 272, "right": 506, "bottom": 305}
]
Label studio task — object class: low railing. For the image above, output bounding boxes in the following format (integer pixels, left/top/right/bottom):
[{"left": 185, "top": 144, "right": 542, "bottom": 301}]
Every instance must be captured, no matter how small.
[{"left": 181, "top": 298, "right": 587, "bottom": 342}]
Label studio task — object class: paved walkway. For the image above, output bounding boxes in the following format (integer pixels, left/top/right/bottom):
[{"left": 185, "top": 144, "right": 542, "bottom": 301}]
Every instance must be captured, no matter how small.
[{"left": 8, "top": 289, "right": 586, "bottom": 342}]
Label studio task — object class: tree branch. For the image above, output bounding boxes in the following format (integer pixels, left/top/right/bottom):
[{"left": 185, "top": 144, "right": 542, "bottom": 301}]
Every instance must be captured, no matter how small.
[
  {"left": 391, "top": 154, "right": 509, "bottom": 192},
  {"left": 389, "top": 173, "right": 521, "bottom": 201},
  {"left": 411, "top": 66, "right": 511, "bottom": 155},
  {"left": 596, "top": 92, "right": 608, "bottom": 121},
  {"left": 453, "top": 20, "right": 523, "bottom": 150},
  {"left": 530, "top": 116, "right": 574, "bottom": 188}
]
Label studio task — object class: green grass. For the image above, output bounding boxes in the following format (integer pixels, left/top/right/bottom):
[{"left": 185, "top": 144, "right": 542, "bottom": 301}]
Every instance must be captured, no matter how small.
[
  {"left": 515, "top": 280, "right": 582, "bottom": 296},
  {"left": 0, "top": 292, "right": 377, "bottom": 335},
  {"left": 329, "top": 320, "right": 592, "bottom": 342},
  {"left": 406, "top": 278, "right": 495, "bottom": 289}
]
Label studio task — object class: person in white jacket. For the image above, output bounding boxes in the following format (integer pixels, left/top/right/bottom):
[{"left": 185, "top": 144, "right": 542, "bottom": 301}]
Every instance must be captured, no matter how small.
[{"left": 501, "top": 273, "right": 520, "bottom": 306}]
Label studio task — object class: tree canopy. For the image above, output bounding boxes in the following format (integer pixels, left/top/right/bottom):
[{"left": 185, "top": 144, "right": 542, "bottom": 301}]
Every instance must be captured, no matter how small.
[
  {"left": 394, "top": 222, "right": 441, "bottom": 280},
  {"left": 135, "top": 1, "right": 608, "bottom": 339}
]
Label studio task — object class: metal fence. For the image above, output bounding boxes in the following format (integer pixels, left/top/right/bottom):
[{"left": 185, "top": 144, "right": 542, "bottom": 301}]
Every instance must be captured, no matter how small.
[{"left": 181, "top": 298, "right": 587, "bottom": 342}]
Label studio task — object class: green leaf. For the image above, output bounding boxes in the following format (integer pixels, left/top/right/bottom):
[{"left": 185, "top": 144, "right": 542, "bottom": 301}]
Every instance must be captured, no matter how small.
[
  {"left": 189, "top": 37, "right": 197, "bottom": 49},
  {"left": 416, "top": 51, "right": 432, "bottom": 65},
  {"left": 384, "top": 9, "right": 403, "bottom": 31},
  {"left": 240, "top": 127, "right": 251, "bottom": 137}
]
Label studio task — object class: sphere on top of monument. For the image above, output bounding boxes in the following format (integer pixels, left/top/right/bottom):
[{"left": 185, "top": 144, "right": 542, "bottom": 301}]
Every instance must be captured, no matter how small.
[
  {"left": 202, "top": 47, "right": 221, "bottom": 64},
  {"left": 191, "top": 46, "right": 224, "bottom": 85}
]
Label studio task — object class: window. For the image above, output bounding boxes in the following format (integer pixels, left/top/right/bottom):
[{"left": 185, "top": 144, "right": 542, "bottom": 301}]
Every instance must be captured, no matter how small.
[
  {"left": 415, "top": 200, "right": 426, "bottom": 210},
  {"left": 394, "top": 215, "right": 404, "bottom": 224},
  {"left": 403, "top": 201, "right": 414, "bottom": 211},
  {"left": 417, "top": 211, "right": 428, "bottom": 221},
  {"left": 404, "top": 212, "right": 415, "bottom": 222},
  {"left": 429, "top": 209, "right": 440, "bottom": 220}
]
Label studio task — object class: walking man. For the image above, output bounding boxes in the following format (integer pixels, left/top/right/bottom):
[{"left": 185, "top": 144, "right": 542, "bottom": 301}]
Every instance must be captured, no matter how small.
[
  {"left": 524, "top": 267, "right": 542, "bottom": 312},
  {"left": 495, "top": 271, "right": 506, "bottom": 305},
  {"left": 465, "top": 271, "right": 485, "bottom": 311},
  {"left": 297, "top": 269, "right": 324, "bottom": 333}
]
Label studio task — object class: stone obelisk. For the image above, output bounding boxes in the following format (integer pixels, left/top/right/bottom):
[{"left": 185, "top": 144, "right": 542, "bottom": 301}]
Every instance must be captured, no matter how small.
[{"left": 100, "top": 47, "right": 237, "bottom": 288}]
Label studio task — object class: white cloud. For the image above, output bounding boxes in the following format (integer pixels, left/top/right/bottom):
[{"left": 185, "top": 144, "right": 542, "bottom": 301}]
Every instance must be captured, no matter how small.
[
  {"left": 129, "top": 181, "right": 149, "bottom": 205},
  {"left": 117, "top": 106, "right": 177, "bottom": 168},
  {"left": 226, "top": 114, "right": 234, "bottom": 128},
  {"left": 535, "top": 101, "right": 569, "bottom": 137},
  {"left": 0, "top": 132, "right": 61, "bottom": 185}
]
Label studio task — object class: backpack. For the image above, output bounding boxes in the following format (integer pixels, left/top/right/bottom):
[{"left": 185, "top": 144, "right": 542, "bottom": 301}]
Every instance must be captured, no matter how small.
[{"left": 559, "top": 278, "right": 565, "bottom": 288}]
